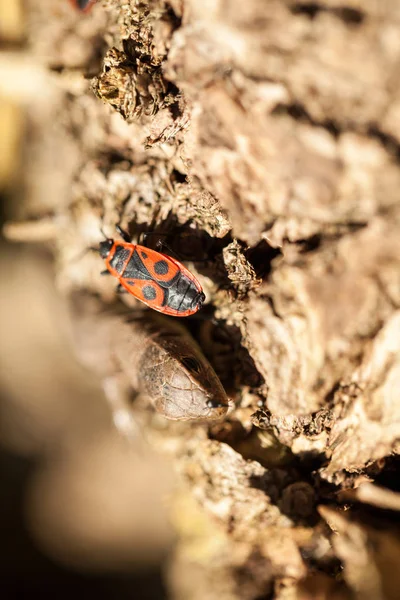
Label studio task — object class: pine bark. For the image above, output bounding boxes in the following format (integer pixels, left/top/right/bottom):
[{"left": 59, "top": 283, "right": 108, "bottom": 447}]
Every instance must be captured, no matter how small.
[{"left": 18, "top": 1, "right": 400, "bottom": 598}]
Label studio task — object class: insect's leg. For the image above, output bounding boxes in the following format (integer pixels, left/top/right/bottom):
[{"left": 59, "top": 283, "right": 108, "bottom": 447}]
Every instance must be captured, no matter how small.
[
  {"left": 140, "top": 231, "right": 210, "bottom": 263},
  {"left": 158, "top": 237, "right": 210, "bottom": 263},
  {"left": 156, "top": 239, "right": 184, "bottom": 261},
  {"left": 138, "top": 232, "right": 183, "bottom": 261},
  {"left": 116, "top": 283, "right": 129, "bottom": 294},
  {"left": 116, "top": 223, "right": 131, "bottom": 243},
  {"left": 139, "top": 231, "right": 168, "bottom": 247},
  {"left": 100, "top": 269, "right": 111, "bottom": 276}
]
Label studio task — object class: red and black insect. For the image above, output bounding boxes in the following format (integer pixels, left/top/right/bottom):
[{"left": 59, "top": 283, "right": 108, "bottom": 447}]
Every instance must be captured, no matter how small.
[
  {"left": 69, "top": 0, "right": 97, "bottom": 12},
  {"left": 99, "top": 226, "right": 206, "bottom": 317}
]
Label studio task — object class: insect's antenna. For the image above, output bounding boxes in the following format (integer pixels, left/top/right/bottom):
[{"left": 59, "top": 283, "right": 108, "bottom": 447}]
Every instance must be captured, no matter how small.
[{"left": 98, "top": 207, "right": 110, "bottom": 240}]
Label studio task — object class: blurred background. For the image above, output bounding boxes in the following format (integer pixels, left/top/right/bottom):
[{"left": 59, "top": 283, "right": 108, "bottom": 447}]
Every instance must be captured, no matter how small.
[{"left": 0, "top": 1, "right": 175, "bottom": 597}]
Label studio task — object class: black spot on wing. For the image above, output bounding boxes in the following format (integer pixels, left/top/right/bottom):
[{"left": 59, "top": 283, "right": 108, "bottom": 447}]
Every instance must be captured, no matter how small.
[
  {"left": 154, "top": 260, "right": 169, "bottom": 275},
  {"left": 143, "top": 285, "right": 157, "bottom": 300}
]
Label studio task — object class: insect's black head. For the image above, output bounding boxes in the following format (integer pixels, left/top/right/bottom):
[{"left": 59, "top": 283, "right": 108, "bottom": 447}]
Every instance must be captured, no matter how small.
[
  {"left": 196, "top": 292, "right": 206, "bottom": 309},
  {"left": 99, "top": 239, "right": 114, "bottom": 259}
]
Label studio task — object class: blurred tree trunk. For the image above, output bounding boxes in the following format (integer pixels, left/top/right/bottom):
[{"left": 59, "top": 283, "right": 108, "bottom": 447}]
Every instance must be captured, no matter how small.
[{"left": 18, "top": 1, "right": 400, "bottom": 599}]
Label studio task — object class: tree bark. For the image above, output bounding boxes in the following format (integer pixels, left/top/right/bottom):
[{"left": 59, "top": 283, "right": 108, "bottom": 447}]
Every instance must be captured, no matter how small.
[{"left": 13, "top": 0, "right": 400, "bottom": 598}]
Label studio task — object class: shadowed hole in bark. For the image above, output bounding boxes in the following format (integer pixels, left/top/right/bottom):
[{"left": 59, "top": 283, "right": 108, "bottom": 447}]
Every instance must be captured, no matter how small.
[
  {"left": 208, "top": 420, "right": 249, "bottom": 446},
  {"left": 300, "top": 222, "right": 369, "bottom": 250},
  {"left": 252, "top": 593, "right": 273, "bottom": 600},
  {"left": 194, "top": 321, "right": 266, "bottom": 396},
  {"left": 250, "top": 409, "right": 333, "bottom": 484},
  {"left": 247, "top": 468, "right": 323, "bottom": 527},
  {"left": 170, "top": 168, "right": 187, "bottom": 185},
  {"left": 120, "top": 37, "right": 136, "bottom": 62},
  {"left": 166, "top": 84, "right": 182, "bottom": 112},
  {"left": 96, "top": 152, "right": 133, "bottom": 170},
  {"left": 294, "top": 233, "right": 322, "bottom": 254},
  {"left": 374, "top": 456, "right": 400, "bottom": 493},
  {"left": 289, "top": 3, "right": 365, "bottom": 26},
  {"left": 166, "top": 6, "right": 182, "bottom": 30},
  {"left": 272, "top": 102, "right": 340, "bottom": 138},
  {"left": 247, "top": 472, "right": 281, "bottom": 501},
  {"left": 367, "top": 126, "right": 400, "bottom": 162},
  {"left": 245, "top": 240, "right": 281, "bottom": 279},
  {"left": 292, "top": 449, "right": 330, "bottom": 474}
]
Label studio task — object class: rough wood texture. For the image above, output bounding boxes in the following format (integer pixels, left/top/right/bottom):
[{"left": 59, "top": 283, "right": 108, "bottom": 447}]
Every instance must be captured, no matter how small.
[{"left": 11, "top": 0, "right": 400, "bottom": 598}]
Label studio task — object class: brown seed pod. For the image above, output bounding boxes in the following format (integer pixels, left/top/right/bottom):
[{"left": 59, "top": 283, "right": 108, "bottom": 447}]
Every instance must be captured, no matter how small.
[
  {"left": 69, "top": 293, "right": 229, "bottom": 422},
  {"left": 138, "top": 332, "right": 228, "bottom": 421}
]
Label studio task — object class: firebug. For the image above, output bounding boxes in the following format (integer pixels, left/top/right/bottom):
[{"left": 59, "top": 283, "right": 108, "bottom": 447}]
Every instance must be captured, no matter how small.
[{"left": 99, "top": 226, "right": 206, "bottom": 317}]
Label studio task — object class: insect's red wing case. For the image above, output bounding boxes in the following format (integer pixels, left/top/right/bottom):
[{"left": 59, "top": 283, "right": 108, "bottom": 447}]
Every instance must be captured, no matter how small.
[
  {"left": 119, "top": 277, "right": 166, "bottom": 311},
  {"left": 121, "top": 246, "right": 203, "bottom": 317},
  {"left": 134, "top": 246, "right": 182, "bottom": 282}
]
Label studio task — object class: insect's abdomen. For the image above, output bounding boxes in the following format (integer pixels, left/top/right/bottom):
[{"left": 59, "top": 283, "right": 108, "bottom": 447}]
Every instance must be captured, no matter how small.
[{"left": 165, "top": 274, "right": 203, "bottom": 314}]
